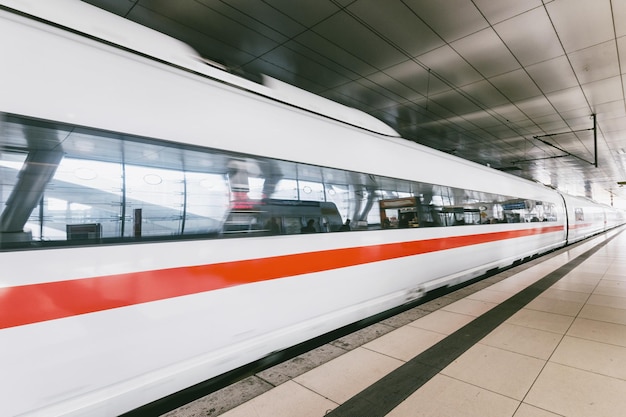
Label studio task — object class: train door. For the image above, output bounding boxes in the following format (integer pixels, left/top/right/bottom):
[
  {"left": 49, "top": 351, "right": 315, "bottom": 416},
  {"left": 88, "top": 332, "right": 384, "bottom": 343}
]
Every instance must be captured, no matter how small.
[{"left": 558, "top": 192, "right": 569, "bottom": 243}]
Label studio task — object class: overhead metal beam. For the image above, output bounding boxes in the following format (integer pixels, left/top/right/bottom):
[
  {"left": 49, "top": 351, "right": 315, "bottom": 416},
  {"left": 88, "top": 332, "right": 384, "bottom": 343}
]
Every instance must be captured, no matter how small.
[
  {"left": 593, "top": 113, "right": 598, "bottom": 167},
  {"left": 531, "top": 114, "right": 598, "bottom": 167}
]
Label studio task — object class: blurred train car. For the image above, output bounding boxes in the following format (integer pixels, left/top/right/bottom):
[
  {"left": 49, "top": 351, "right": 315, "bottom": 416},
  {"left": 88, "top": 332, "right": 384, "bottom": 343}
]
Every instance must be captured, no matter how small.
[
  {"left": 562, "top": 193, "right": 617, "bottom": 242},
  {"left": 0, "top": 1, "right": 624, "bottom": 416}
]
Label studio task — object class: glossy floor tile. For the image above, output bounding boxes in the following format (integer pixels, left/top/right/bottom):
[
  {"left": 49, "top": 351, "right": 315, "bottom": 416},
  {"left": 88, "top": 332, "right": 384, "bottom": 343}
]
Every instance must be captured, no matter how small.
[
  {"left": 442, "top": 343, "right": 545, "bottom": 400},
  {"left": 440, "top": 297, "right": 498, "bottom": 316},
  {"left": 506, "top": 308, "right": 575, "bottom": 334},
  {"left": 218, "top": 380, "right": 336, "bottom": 417},
  {"left": 386, "top": 374, "right": 519, "bottom": 417},
  {"left": 479, "top": 323, "right": 561, "bottom": 359},
  {"left": 292, "top": 347, "right": 403, "bottom": 404},
  {"left": 362, "top": 325, "right": 446, "bottom": 361},
  {"left": 550, "top": 335, "right": 626, "bottom": 380},
  {"left": 524, "top": 362, "right": 626, "bottom": 417},
  {"left": 567, "top": 317, "right": 626, "bottom": 346},
  {"left": 407, "top": 309, "right": 476, "bottom": 335}
]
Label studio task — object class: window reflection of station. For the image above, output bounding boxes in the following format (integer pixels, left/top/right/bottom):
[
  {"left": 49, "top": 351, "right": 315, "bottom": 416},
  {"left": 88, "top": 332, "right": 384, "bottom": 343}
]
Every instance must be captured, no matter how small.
[{"left": 2, "top": 114, "right": 562, "bottom": 248}]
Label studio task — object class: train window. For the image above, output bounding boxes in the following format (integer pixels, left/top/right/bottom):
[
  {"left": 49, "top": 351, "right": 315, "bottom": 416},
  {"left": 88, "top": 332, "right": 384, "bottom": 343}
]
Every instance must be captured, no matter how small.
[
  {"left": 283, "top": 217, "right": 303, "bottom": 234},
  {"left": 272, "top": 179, "right": 299, "bottom": 200},
  {"left": 501, "top": 200, "right": 558, "bottom": 223},
  {"left": 575, "top": 208, "right": 584, "bottom": 221},
  {"left": 298, "top": 181, "right": 325, "bottom": 201},
  {"left": 223, "top": 211, "right": 263, "bottom": 235},
  {"left": 0, "top": 113, "right": 559, "bottom": 250},
  {"left": 184, "top": 172, "right": 229, "bottom": 234},
  {"left": 0, "top": 152, "right": 27, "bottom": 217},
  {"left": 125, "top": 164, "right": 185, "bottom": 237},
  {"left": 36, "top": 157, "right": 124, "bottom": 241},
  {"left": 377, "top": 191, "right": 558, "bottom": 228}
]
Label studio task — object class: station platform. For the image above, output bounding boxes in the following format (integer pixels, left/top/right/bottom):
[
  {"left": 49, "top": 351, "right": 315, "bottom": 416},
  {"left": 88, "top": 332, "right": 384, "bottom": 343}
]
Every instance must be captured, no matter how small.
[{"left": 162, "top": 226, "right": 626, "bottom": 417}]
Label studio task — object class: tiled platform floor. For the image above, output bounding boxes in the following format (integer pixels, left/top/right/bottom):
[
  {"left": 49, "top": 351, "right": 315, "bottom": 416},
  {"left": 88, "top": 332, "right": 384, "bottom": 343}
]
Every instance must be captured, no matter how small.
[{"left": 164, "top": 227, "right": 626, "bottom": 417}]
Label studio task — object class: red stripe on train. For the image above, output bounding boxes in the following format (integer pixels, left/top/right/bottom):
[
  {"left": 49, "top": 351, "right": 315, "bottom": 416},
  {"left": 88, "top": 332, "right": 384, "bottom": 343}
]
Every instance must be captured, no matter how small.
[
  {"left": 568, "top": 223, "right": 593, "bottom": 230},
  {"left": 0, "top": 226, "right": 564, "bottom": 329}
]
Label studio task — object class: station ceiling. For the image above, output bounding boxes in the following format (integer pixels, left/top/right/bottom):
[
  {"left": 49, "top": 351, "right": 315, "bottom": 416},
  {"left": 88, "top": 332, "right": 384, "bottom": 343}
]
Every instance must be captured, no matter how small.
[{"left": 83, "top": 0, "right": 626, "bottom": 207}]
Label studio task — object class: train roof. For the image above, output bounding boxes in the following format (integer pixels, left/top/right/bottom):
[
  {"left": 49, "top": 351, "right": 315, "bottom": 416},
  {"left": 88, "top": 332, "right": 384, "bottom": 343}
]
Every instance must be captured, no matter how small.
[{"left": 0, "top": 0, "right": 400, "bottom": 137}]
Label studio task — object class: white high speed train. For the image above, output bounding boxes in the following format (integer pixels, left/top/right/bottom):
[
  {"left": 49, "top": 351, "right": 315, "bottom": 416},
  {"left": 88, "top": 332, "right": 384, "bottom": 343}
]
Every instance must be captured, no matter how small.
[{"left": 1, "top": 1, "right": 624, "bottom": 416}]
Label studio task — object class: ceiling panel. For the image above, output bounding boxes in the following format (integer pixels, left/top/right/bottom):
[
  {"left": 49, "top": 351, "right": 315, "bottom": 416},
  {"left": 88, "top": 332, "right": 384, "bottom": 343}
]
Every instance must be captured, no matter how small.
[
  {"left": 493, "top": 7, "right": 563, "bottom": 66},
  {"left": 473, "top": 0, "right": 543, "bottom": 25},
  {"left": 462, "top": 114, "right": 508, "bottom": 132},
  {"left": 525, "top": 56, "right": 579, "bottom": 94},
  {"left": 533, "top": 112, "right": 567, "bottom": 126},
  {"left": 274, "top": 43, "right": 354, "bottom": 88},
  {"left": 595, "top": 100, "right": 626, "bottom": 121},
  {"left": 515, "top": 96, "right": 557, "bottom": 119},
  {"left": 292, "top": 30, "right": 378, "bottom": 80},
  {"left": 451, "top": 28, "right": 520, "bottom": 78},
  {"left": 348, "top": 77, "right": 412, "bottom": 111},
  {"left": 365, "top": 71, "right": 425, "bottom": 104},
  {"left": 460, "top": 80, "right": 510, "bottom": 107},
  {"left": 193, "top": 0, "right": 305, "bottom": 40},
  {"left": 564, "top": 116, "right": 596, "bottom": 133},
  {"left": 480, "top": 124, "right": 519, "bottom": 139},
  {"left": 80, "top": 0, "right": 133, "bottom": 15},
  {"left": 601, "top": 115, "right": 626, "bottom": 133},
  {"left": 568, "top": 41, "right": 620, "bottom": 85},
  {"left": 618, "top": 37, "right": 626, "bottom": 74},
  {"left": 489, "top": 69, "right": 542, "bottom": 101},
  {"left": 312, "top": 11, "right": 408, "bottom": 70},
  {"left": 614, "top": 1, "right": 626, "bottom": 38},
  {"left": 415, "top": 45, "right": 484, "bottom": 87},
  {"left": 402, "top": 0, "right": 488, "bottom": 43},
  {"left": 346, "top": 0, "right": 445, "bottom": 57},
  {"left": 546, "top": 88, "right": 590, "bottom": 113},
  {"left": 262, "top": 0, "right": 340, "bottom": 27},
  {"left": 428, "top": 89, "right": 486, "bottom": 117},
  {"left": 546, "top": 0, "right": 615, "bottom": 52},
  {"left": 581, "top": 77, "right": 624, "bottom": 107},
  {"left": 559, "top": 110, "right": 596, "bottom": 133},
  {"left": 383, "top": 59, "right": 450, "bottom": 96},
  {"left": 491, "top": 104, "right": 532, "bottom": 124},
  {"left": 411, "top": 99, "right": 457, "bottom": 120}
]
